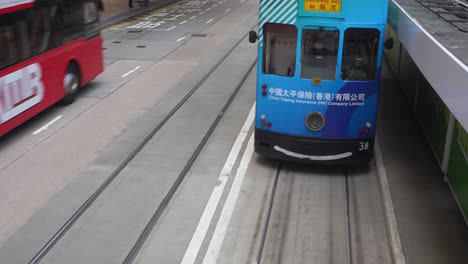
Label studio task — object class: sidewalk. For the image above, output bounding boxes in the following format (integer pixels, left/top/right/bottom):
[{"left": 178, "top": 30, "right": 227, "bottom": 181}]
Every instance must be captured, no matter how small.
[
  {"left": 99, "top": 0, "right": 179, "bottom": 28},
  {"left": 378, "top": 60, "right": 468, "bottom": 263}
]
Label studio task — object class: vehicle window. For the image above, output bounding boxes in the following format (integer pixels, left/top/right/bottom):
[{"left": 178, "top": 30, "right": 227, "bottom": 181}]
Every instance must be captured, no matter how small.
[
  {"left": 262, "top": 23, "right": 297, "bottom": 77},
  {"left": 28, "top": 7, "right": 51, "bottom": 55},
  {"left": 300, "top": 27, "right": 339, "bottom": 80},
  {"left": 0, "top": 1, "right": 89, "bottom": 69},
  {"left": 83, "top": 0, "right": 98, "bottom": 24},
  {"left": 16, "top": 18, "right": 32, "bottom": 60},
  {"left": 0, "top": 11, "right": 33, "bottom": 68},
  {"left": 341, "top": 28, "right": 380, "bottom": 81},
  {"left": 50, "top": 2, "right": 83, "bottom": 45},
  {"left": 0, "top": 23, "right": 18, "bottom": 68}
]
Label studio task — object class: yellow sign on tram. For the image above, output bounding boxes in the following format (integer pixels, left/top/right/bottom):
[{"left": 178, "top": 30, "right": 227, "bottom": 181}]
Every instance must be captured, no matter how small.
[{"left": 304, "top": 0, "right": 342, "bottom": 13}]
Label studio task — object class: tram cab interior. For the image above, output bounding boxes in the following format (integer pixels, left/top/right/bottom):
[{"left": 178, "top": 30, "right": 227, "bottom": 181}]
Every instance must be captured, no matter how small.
[
  {"left": 300, "top": 27, "right": 339, "bottom": 80},
  {"left": 341, "top": 28, "right": 380, "bottom": 81},
  {"left": 262, "top": 23, "right": 297, "bottom": 77}
]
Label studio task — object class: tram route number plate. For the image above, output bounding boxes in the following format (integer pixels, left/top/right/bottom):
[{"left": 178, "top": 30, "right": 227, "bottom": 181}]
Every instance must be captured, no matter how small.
[
  {"left": 359, "top": 141, "right": 370, "bottom": 151},
  {"left": 304, "top": 0, "right": 342, "bottom": 13},
  {"left": 312, "top": 78, "right": 322, "bottom": 85}
]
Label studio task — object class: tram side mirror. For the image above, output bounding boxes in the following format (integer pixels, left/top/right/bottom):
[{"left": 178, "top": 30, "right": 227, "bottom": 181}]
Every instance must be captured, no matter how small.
[
  {"left": 249, "top": 31, "right": 258, "bottom": 43},
  {"left": 385, "top": 37, "right": 394, "bottom": 50}
]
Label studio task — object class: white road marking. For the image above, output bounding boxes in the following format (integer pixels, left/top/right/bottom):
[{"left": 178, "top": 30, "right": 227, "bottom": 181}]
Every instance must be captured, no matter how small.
[
  {"left": 212, "top": 4, "right": 217, "bottom": 7},
  {"left": 121, "top": 66, "right": 141, "bottom": 78},
  {"left": 206, "top": 8, "right": 211, "bottom": 11},
  {"left": 180, "top": 104, "right": 255, "bottom": 264},
  {"left": 180, "top": 20, "right": 188, "bottom": 25},
  {"left": 167, "top": 26, "right": 176, "bottom": 31},
  {"left": 206, "top": 19, "right": 214, "bottom": 23},
  {"left": 177, "top": 36, "right": 187, "bottom": 42},
  {"left": 32, "top": 116, "right": 62, "bottom": 135},
  {"left": 225, "top": 8, "right": 231, "bottom": 12},
  {"left": 202, "top": 133, "right": 255, "bottom": 263},
  {"left": 240, "top": 0, "right": 245, "bottom": 2},
  {"left": 149, "top": 28, "right": 171, "bottom": 31},
  {"left": 190, "top": 15, "right": 197, "bottom": 19},
  {"left": 164, "top": 13, "right": 185, "bottom": 21},
  {"left": 199, "top": 11, "right": 204, "bottom": 14},
  {"left": 375, "top": 135, "right": 407, "bottom": 264}
]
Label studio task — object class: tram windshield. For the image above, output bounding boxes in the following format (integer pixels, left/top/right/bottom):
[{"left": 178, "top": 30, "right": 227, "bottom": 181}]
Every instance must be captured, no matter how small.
[
  {"left": 300, "top": 27, "right": 339, "bottom": 80},
  {"left": 341, "top": 28, "right": 380, "bottom": 80},
  {"left": 262, "top": 23, "right": 297, "bottom": 77}
]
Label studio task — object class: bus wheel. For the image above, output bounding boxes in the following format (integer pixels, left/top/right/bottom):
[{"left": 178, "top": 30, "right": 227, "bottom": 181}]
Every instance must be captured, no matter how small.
[{"left": 60, "top": 63, "right": 81, "bottom": 105}]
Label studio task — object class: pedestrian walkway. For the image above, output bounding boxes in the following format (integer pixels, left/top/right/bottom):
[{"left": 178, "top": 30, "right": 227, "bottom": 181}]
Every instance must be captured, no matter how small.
[{"left": 378, "top": 61, "right": 468, "bottom": 263}]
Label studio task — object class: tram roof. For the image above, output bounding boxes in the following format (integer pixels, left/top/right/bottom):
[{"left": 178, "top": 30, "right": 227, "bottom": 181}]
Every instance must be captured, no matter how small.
[{"left": 260, "top": 0, "right": 389, "bottom": 24}]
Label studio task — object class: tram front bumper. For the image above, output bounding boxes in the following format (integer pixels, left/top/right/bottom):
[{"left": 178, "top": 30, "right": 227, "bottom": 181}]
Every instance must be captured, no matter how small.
[{"left": 254, "top": 129, "right": 374, "bottom": 166}]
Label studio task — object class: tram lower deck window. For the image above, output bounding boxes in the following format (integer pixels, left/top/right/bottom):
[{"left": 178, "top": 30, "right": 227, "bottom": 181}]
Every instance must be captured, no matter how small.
[
  {"left": 262, "top": 23, "right": 297, "bottom": 77},
  {"left": 341, "top": 28, "right": 380, "bottom": 80},
  {"left": 300, "top": 28, "right": 339, "bottom": 80}
]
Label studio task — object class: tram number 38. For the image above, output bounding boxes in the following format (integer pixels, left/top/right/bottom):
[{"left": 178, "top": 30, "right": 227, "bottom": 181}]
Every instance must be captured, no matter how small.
[{"left": 359, "top": 142, "right": 370, "bottom": 151}]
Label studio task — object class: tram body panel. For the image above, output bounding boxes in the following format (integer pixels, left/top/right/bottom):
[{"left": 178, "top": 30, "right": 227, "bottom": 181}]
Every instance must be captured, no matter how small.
[
  {"left": 256, "top": 70, "right": 383, "bottom": 138},
  {"left": 255, "top": 0, "right": 389, "bottom": 164}
]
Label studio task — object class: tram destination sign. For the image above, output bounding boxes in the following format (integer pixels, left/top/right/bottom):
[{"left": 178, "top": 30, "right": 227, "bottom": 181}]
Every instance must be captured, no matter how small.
[{"left": 304, "top": 0, "right": 342, "bottom": 13}]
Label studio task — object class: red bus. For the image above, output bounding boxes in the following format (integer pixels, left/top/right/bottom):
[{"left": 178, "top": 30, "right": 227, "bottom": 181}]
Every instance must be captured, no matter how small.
[{"left": 0, "top": 0, "right": 104, "bottom": 136}]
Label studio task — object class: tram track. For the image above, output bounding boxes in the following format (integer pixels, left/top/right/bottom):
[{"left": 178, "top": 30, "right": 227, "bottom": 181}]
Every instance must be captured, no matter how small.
[
  {"left": 28, "top": 28, "right": 256, "bottom": 264},
  {"left": 255, "top": 162, "right": 282, "bottom": 264},
  {"left": 123, "top": 59, "right": 257, "bottom": 264},
  {"left": 255, "top": 165, "right": 357, "bottom": 264},
  {"left": 344, "top": 169, "right": 354, "bottom": 264}
]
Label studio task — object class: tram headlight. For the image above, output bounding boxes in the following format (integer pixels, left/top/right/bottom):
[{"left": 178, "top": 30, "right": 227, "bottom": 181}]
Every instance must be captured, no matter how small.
[{"left": 305, "top": 112, "right": 325, "bottom": 132}]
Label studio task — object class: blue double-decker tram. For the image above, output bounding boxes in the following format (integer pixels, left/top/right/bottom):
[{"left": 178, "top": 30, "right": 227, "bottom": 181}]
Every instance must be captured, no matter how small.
[{"left": 249, "top": 0, "right": 390, "bottom": 165}]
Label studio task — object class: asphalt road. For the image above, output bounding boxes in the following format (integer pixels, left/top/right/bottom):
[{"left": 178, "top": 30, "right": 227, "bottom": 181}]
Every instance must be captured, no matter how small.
[{"left": 1, "top": 0, "right": 468, "bottom": 263}]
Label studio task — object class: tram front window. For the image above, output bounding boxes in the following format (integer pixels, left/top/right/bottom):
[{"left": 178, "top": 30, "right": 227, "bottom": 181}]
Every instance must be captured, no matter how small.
[
  {"left": 341, "top": 28, "right": 380, "bottom": 80},
  {"left": 300, "top": 27, "right": 339, "bottom": 80},
  {"left": 262, "top": 23, "right": 297, "bottom": 77}
]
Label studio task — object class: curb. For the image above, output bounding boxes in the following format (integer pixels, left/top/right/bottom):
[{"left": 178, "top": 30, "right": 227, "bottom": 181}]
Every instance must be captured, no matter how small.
[{"left": 375, "top": 135, "right": 407, "bottom": 264}]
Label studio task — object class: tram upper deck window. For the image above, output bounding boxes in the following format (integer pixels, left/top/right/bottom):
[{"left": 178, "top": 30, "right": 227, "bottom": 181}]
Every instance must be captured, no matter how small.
[
  {"left": 341, "top": 28, "right": 380, "bottom": 81},
  {"left": 300, "top": 28, "right": 339, "bottom": 80},
  {"left": 262, "top": 23, "right": 297, "bottom": 77}
]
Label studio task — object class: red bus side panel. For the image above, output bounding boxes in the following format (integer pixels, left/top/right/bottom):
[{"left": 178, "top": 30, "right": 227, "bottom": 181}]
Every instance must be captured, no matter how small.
[
  {"left": 0, "top": 37, "right": 104, "bottom": 136},
  {"left": 0, "top": 1, "right": 34, "bottom": 15}
]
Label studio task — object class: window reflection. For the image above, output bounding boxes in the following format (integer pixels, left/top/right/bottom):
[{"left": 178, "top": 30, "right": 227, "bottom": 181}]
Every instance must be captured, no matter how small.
[
  {"left": 341, "top": 28, "right": 380, "bottom": 81},
  {"left": 0, "top": 25, "right": 18, "bottom": 68},
  {"left": 262, "top": 23, "right": 297, "bottom": 77},
  {"left": 0, "top": 1, "right": 99, "bottom": 69},
  {"left": 301, "top": 28, "right": 339, "bottom": 80}
]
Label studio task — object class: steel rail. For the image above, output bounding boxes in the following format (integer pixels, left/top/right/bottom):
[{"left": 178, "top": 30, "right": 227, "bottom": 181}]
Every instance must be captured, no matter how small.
[
  {"left": 255, "top": 163, "right": 282, "bottom": 264},
  {"left": 28, "top": 28, "right": 254, "bottom": 264},
  {"left": 123, "top": 59, "right": 257, "bottom": 264}
]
